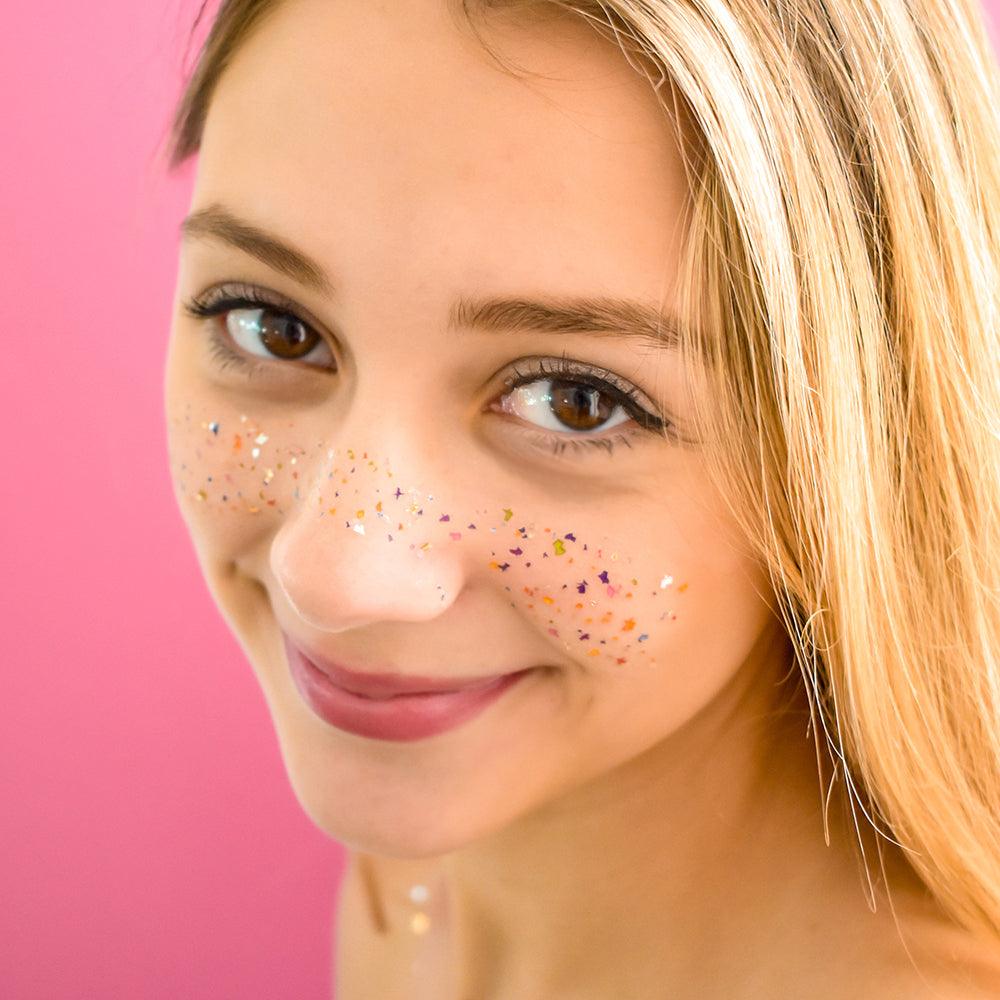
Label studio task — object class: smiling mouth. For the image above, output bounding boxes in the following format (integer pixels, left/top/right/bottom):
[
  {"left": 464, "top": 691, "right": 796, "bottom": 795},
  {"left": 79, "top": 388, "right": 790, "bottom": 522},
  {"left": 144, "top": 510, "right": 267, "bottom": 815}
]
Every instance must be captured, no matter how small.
[{"left": 283, "top": 632, "right": 531, "bottom": 698}]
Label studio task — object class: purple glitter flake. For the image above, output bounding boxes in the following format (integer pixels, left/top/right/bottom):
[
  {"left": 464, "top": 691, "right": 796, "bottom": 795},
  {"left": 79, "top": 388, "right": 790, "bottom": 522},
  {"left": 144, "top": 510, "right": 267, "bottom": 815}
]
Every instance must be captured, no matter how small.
[
  {"left": 564, "top": 532, "right": 576, "bottom": 541},
  {"left": 577, "top": 580, "right": 588, "bottom": 593},
  {"left": 579, "top": 633, "right": 590, "bottom": 641},
  {"left": 498, "top": 562, "right": 510, "bottom": 571},
  {"left": 509, "top": 546, "right": 523, "bottom": 556},
  {"left": 394, "top": 487, "right": 403, "bottom": 499},
  {"left": 598, "top": 570, "right": 610, "bottom": 584},
  {"left": 468, "top": 523, "right": 477, "bottom": 529},
  {"left": 439, "top": 514, "right": 450, "bottom": 522}
]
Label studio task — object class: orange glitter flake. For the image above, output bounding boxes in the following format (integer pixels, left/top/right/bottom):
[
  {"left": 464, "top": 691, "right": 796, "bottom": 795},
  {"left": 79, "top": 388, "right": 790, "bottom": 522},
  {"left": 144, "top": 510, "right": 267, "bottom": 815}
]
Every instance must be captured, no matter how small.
[
  {"left": 542, "top": 596, "right": 554, "bottom": 606},
  {"left": 328, "top": 507, "right": 337, "bottom": 515},
  {"left": 356, "top": 509, "right": 365, "bottom": 519},
  {"left": 622, "top": 618, "right": 636, "bottom": 631},
  {"left": 677, "top": 582, "right": 689, "bottom": 592},
  {"left": 587, "top": 649, "right": 600, "bottom": 657},
  {"left": 375, "top": 501, "right": 383, "bottom": 512},
  {"left": 196, "top": 489, "right": 207, "bottom": 501},
  {"left": 232, "top": 435, "right": 242, "bottom": 452}
]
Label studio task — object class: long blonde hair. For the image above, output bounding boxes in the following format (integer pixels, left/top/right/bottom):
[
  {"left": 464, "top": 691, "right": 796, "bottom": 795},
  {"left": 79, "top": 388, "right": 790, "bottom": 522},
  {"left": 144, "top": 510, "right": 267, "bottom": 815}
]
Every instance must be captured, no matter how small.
[{"left": 164, "top": 0, "right": 1000, "bottom": 946}]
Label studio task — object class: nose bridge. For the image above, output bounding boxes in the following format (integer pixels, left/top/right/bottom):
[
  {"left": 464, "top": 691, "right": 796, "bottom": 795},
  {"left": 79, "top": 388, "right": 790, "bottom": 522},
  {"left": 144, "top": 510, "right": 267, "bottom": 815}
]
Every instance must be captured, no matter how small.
[{"left": 270, "top": 440, "right": 483, "bottom": 632}]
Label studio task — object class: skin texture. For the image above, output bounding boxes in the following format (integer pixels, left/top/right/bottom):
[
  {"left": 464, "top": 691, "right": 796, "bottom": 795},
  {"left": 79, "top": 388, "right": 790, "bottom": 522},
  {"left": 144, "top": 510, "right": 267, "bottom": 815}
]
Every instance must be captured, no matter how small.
[{"left": 164, "top": 1, "right": 1000, "bottom": 996}]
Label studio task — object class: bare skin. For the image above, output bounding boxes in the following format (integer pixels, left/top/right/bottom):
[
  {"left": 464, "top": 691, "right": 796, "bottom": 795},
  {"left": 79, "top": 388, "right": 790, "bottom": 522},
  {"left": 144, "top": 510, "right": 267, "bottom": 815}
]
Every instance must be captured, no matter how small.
[{"left": 163, "top": 0, "right": 1000, "bottom": 996}]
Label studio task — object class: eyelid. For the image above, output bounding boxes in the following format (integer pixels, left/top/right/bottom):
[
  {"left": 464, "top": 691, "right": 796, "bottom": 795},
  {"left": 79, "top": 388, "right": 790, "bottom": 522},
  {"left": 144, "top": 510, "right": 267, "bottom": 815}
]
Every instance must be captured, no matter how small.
[
  {"left": 185, "top": 280, "right": 331, "bottom": 341},
  {"left": 499, "top": 354, "right": 668, "bottom": 434},
  {"left": 182, "top": 281, "right": 336, "bottom": 372}
]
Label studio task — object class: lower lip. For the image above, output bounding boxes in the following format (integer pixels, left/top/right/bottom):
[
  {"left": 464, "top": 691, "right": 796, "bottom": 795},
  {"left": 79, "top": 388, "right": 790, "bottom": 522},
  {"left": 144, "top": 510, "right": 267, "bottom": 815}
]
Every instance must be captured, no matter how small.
[{"left": 284, "top": 638, "right": 533, "bottom": 742}]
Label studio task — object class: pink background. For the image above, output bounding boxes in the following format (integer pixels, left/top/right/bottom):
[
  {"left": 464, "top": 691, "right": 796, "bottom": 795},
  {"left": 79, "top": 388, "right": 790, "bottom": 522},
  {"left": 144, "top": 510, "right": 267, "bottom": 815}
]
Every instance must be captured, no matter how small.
[{"left": 2, "top": 2, "right": 998, "bottom": 997}]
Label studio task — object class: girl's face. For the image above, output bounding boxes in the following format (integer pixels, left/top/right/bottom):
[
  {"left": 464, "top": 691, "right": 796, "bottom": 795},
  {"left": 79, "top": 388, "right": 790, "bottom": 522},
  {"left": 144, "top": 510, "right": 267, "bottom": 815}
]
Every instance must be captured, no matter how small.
[{"left": 165, "top": 0, "right": 786, "bottom": 855}]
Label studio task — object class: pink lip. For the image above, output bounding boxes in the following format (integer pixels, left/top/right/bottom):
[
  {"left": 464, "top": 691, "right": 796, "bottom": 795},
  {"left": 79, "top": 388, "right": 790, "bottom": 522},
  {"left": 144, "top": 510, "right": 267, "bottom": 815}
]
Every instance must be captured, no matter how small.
[
  {"left": 284, "top": 635, "right": 513, "bottom": 696},
  {"left": 282, "top": 633, "right": 535, "bottom": 741}
]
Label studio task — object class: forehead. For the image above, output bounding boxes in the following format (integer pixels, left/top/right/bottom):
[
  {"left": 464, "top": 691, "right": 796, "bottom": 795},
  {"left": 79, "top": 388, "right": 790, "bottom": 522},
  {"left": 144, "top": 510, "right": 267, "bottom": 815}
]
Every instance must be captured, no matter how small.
[{"left": 193, "top": 0, "right": 691, "bottom": 301}]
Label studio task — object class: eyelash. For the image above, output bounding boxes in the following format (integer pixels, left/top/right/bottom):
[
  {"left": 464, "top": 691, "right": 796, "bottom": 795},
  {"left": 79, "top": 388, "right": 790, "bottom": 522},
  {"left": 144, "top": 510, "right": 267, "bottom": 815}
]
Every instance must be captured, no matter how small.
[{"left": 181, "top": 283, "right": 673, "bottom": 458}]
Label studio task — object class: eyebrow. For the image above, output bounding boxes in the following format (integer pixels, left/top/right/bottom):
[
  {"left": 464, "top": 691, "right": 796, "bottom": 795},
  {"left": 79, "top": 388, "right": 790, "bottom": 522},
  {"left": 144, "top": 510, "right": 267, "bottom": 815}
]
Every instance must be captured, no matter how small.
[{"left": 180, "top": 203, "right": 683, "bottom": 349}]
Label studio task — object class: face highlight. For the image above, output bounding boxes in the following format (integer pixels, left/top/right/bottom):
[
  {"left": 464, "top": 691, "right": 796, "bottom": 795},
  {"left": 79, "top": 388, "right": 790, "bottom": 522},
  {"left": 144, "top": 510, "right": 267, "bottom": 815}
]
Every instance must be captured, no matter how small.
[{"left": 164, "top": 0, "right": 786, "bottom": 856}]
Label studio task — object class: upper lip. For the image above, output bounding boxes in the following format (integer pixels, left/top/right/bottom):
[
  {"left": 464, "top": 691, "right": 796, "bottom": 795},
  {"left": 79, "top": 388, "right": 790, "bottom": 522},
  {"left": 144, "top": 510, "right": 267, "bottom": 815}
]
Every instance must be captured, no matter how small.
[{"left": 283, "top": 632, "right": 518, "bottom": 697}]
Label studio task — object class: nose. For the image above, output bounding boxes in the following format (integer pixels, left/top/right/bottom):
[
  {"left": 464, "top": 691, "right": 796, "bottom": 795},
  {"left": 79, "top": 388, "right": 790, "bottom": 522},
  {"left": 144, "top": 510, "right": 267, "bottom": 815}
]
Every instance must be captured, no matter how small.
[{"left": 269, "top": 444, "right": 476, "bottom": 633}]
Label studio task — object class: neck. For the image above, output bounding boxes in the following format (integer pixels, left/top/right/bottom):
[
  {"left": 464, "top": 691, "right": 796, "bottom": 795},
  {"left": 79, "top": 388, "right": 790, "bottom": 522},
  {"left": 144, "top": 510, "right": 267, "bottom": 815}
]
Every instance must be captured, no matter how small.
[{"left": 427, "top": 627, "right": 918, "bottom": 998}]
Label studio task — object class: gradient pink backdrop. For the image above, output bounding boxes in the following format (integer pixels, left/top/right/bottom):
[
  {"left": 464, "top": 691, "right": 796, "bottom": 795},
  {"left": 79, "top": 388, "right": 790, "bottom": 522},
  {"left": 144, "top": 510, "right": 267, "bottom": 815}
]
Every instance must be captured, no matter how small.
[{"left": 2, "top": 3, "right": 998, "bottom": 998}]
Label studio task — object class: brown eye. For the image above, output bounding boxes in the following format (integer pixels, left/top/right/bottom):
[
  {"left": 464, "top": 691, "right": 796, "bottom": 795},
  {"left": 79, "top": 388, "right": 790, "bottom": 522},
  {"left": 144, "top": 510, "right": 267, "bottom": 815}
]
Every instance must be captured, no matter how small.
[
  {"left": 547, "top": 379, "right": 617, "bottom": 432},
  {"left": 493, "top": 376, "right": 632, "bottom": 436},
  {"left": 228, "top": 306, "right": 322, "bottom": 360}
]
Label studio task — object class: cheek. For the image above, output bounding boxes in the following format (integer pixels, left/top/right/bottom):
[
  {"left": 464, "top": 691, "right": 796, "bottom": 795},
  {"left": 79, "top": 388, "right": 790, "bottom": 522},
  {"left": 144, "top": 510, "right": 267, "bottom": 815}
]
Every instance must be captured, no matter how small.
[
  {"left": 481, "top": 525, "right": 680, "bottom": 669},
  {"left": 165, "top": 395, "right": 296, "bottom": 550},
  {"left": 164, "top": 395, "right": 718, "bottom": 674}
]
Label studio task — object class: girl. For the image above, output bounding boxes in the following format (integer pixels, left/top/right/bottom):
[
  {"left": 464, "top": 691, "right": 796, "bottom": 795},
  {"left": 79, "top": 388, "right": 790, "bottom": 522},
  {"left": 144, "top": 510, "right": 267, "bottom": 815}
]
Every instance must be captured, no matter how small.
[{"left": 163, "top": 0, "right": 1000, "bottom": 995}]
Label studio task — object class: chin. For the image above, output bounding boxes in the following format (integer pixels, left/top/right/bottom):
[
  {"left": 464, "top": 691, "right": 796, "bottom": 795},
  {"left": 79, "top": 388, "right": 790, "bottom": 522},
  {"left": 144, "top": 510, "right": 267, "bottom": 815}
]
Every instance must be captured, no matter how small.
[{"left": 299, "top": 793, "right": 492, "bottom": 859}]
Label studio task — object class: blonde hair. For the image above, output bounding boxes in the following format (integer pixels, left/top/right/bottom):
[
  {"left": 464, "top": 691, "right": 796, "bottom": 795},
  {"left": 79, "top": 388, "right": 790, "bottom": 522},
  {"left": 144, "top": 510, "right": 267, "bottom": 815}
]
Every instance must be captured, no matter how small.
[{"left": 164, "top": 0, "right": 1000, "bottom": 946}]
